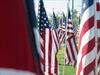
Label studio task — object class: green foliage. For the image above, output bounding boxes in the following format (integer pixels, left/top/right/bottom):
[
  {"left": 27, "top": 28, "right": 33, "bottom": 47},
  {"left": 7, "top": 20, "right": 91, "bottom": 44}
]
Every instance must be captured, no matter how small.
[
  {"left": 72, "top": 9, "right": 79, "bottom": 27},
  {"left": 57, "top": 45, "right": 76, "bottom": 75}
]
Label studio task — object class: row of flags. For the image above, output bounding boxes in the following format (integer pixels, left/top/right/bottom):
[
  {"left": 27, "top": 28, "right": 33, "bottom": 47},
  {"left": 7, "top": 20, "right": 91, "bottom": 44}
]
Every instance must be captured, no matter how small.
[
  {"left": 0, "top": 0, "right": 99, "bottom": 75},
  {"left": 37, "top": 0, "right": 78, "bottom": 74}
]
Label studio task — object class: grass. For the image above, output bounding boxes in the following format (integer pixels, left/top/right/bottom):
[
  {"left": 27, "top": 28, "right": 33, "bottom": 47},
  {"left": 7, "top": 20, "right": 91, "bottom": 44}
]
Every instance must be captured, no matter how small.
[{"left": 57, "top": 44, "right": 76, "bottom": 75}]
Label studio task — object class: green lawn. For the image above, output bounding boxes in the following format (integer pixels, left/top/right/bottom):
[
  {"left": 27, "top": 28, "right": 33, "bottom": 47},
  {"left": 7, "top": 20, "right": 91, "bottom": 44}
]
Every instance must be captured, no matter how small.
[{"left": 57, "top": 45, "right": 76, "bottom": 75}]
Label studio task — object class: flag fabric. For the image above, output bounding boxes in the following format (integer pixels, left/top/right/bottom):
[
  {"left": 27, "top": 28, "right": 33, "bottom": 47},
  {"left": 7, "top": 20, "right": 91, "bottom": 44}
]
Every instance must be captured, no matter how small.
[
  {"left": 25, "top": 0, "right": 43, "bottom": 75},
  {"left": 52, "top": 11, "right": 59, "bottom": 51},
  {"left": 0, "top": 0, "right": 42, "bottom": 75},
  {"left": 65, "top": 8, "right": 78, "bottom": 66},
  {"left": 76, "top": 0, "right": 96, "bottom": 75},
  {"left": 96, "top": 0, "right": 100, "bottom": 74},
  {"left": 52, "top": 11, "right": 59, "bottom": 74},
  {"left": 58, "top": 13, "right": 66, "bottom": 47},
  {"left": 38, "top": 0, "right": 58, "bottom": 74}
]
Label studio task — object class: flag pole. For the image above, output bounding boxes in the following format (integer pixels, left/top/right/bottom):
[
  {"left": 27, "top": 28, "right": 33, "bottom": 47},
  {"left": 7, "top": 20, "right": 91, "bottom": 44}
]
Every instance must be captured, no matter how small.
[
  {"left": 62, "top": 0, "right": 70, "bottom": 75},
  {"left": 94, "top": 0, "right": 98, "bottom": 74},
  {"left": 72, "top": 0, "right": 74, "bottom": 21}
]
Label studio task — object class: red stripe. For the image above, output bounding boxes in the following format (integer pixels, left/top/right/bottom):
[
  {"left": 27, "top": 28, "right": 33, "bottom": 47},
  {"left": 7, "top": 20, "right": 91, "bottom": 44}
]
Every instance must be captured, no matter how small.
[
  {"left": 66, "top": 47, "right": 71, "bottom": 64},
  {"left": 97, "top": 20, "right": 100, "bottom": 28},
  {"left": 53, "top": 30, "right": 59, "bottom": 51},
  {"left": 44, "top": 30, "right": 46, "bottom": 72},
  {"left": 67, "top": 32, "right": 74, "bottom": 35},
  {"left": 83, "top": 59, "right": 95, "bottom": 75},
  {"left": 68, "top": 21, "right": 72, "bottom": 24},
  {"left": 73, "top": 36, "right": 78, "bottom": 54},
  {"left": 98, "top": 57, "right": 100, "bottom": 65},
  {"left": 54, "top": 56, "right": 58, "bottom": 75},
  {"left": 82, "top": 38, "right": 95, "bottom": 56},
  {"left": 48, "top": 30, "right": 52, "bottom": 75},
  {"left": 67, "top": 27, "right": 73, "bottom": 30},
  {"left": 77, "top": 37, "right": 95, "bottom": 75},
  {"left": 0, "top": 0, "right": 38, "bottom": 73},
  {"left": 67, "top": 37, "right": 76, "bottom": 63},
  {"left": 79, "top": 16, "right": 94, "bottom": 50},
  {"left": 98, "top": 38, "right": 100, "bottom": 52},
  {"left": 96, "top": 3, "right": 100, "bottom": 11}
]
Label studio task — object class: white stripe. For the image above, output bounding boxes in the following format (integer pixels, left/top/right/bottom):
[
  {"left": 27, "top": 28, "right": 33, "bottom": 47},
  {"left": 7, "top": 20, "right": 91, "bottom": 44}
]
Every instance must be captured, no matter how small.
[
  {"left": 66, "top": 41, "right": 74, "bottom": 63},
  {"left": 79, "top": 4, "right": 94, "bottom": 34},
  {"left": 77, "top": 27, "right": 95, "bottom": 72},
  {"left": 96, "top": 12, "right": 100, "bottom": 20},
  {"left": 33, "top": 28, "right": 44, "bottom": 59},
  {"left": 80, "top": 27, "right": 95, "bottom": 50},
  {"left": 0, "top": 68, "right": 35, "bottom": 75},
  {"left": 40, "top": 62, "right": 44, "bottom": 72},
  {"left": 61, "top": 28, "right": 66, "bottom": 31},
  {"left": 98, "top": 29, "right": 100, "bottom": 37},
  {"left": 96, "top": 0, "right": 100, "bottom": 3},
  {"left": 68, "top": 19, "right": 72, "bottom": 22},
  {"left": 51, "top": 36, "right": 56, "bottom": 74},
  {"left": 67, "top": 29, "right": 74, "bottom": 33},
  {"left": 97, "top": 50, "right": 100, "bottom": 65},
  {"left": 71, "top": 38, "right": 77, "bottom": 60},
  {"left": 88, "top": 70, "right": 95, "bottom": 75},
  {"left": 58, "top": 30, "right": 62, "bottom": 38},
  {"left": 80, "top": 46, "right": 96, "bottom": 74},
  {"left": 67, "top": 24, "right": 73, "bottom": 28},
  {"left": 59, "top": 33, "right": 65, "bottom": 43},
  {"left": 52, "top": 30, "right": 59, "bottom": 49},
  {"left": 45, "top": 29, "right": 49, "bottom": 73}
]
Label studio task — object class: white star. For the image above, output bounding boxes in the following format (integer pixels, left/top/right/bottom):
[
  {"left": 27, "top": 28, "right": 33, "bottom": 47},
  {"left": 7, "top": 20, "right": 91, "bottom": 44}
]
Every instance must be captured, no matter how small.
[
  {"left": 46, "top": 21, "right": 48, "bottom": 23},
  {"left": 41, "top": 24, "right": 43, "bottom": 26},
  {"left": 83, "top": 3, "right": 86, "bottom": 9},
  {"left": 41, "top": 20, "right": 43, "bottom": 23},
  {"left": 44, "top": 24, "right": 46, "bottom": 26},
  {"left": 40, "top": 28, "right": 43, "bottom": 31},
  {"left": 44, "top": 18, "right": 46, "bottom": 20},
  {"left": 42, "top": 12, "right": 45, "bottom": 15}
]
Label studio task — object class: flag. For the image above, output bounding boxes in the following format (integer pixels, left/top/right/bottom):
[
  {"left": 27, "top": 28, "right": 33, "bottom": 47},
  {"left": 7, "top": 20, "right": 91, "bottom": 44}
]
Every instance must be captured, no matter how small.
[
  {"left": 76, "top": 0, "right": 96, "bottom": 75},
  {"left": 25, "top": 0, "right": 43, "bottom": 75},
  {"left": 38, "top": 0, "right": 58, "bottom": 74},
  {"left": 58, "top": 13, "right": 66, "bottom": 47},
  {"left": 96, "top": 0, "right": 100, "bottom": 74},
  {"left": 0, "top": 0, "right": 42, "bottom": 75},
  {"left": 52, "top": 11, "right": 59, "bottom": 51},
  {"left": 52, "top": 11, "right": 59, "bottom": 74},
  {"left": 65, "top": 8, "right": 78, "bottom": 66}
]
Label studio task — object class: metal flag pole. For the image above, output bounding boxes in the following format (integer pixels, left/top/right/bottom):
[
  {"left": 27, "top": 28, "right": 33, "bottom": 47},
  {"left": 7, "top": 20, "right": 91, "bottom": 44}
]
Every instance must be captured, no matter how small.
[
  {"left": 94, "top": 0, "right": 98, "bottom": 75},
  {"left": 72, "top": 0, "right": 74, "bottom": 21},
  {"left": 62, "top": 0, "right": 70, "bottom": 75}
]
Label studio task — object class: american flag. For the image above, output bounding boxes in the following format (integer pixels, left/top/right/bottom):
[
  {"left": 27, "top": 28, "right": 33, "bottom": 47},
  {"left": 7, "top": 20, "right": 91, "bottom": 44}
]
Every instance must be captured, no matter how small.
[
  {"left": 38, "top": 0, "right": 58, "bottom": 74},
  {"left": 0, "top": 0, "right": 42, "bottom": 75},
  {"left": 76, "top": 0, "right": 96, "bottom": 75},
  {"left": 58, "top": 13, "right": 66, "bottom": 47},
  {"left": 96, "top": 0, "right": 100, "bottom": 74},
  {"left": 52, "top": 11, "right": 59, "bottom": 51},
  {"left": 26, "top": 0, "right": 43, "bottom": 74},
  {"left": 65, "top": 8, "right": 78, "bottom": 66}
]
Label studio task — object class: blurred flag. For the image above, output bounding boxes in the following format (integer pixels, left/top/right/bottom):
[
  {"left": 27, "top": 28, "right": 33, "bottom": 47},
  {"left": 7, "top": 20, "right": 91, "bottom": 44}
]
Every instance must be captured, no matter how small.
[
  {"left": 52, "top": 11, "right": 59, "bottom": 74},
  {"left": 0, "top": 0, "right": 42, "bottom": 75},
  {"left": 76, "top": 0, "right": 96, "bottom": 75},
  {"left": 65, "top": 8, "right": 78, "bottom": 66},
  {"left": 52, "top": 11, "right": 59, "bottom": 51},
  {"left": 25, "top": 0, "right": 43, "bottom": 75},
  {"left": 58, "top": 13, "right": 66, "bottom": 47},
  {"left": 38, "top": 0, "right": 58, "bottom": 74},
  {"left": 96, "top": 0, "right": 100, "bottom": 74}
]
